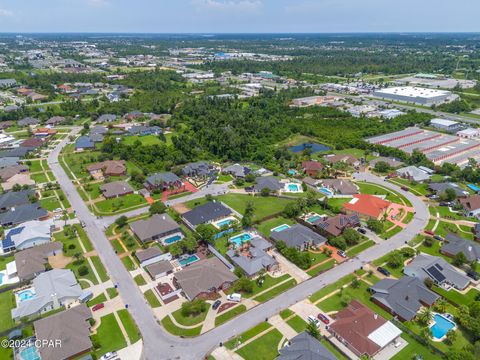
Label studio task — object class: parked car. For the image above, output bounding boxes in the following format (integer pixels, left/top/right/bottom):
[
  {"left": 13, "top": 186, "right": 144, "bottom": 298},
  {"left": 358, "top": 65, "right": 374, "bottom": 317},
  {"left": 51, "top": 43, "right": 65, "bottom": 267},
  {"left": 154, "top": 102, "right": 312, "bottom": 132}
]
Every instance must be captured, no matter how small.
[
  {"left": 100, "top": 351, "right": 117, "bottom": 360},
  {"left": 357, "top": 227, "right": 367, "bottom": 234},
  {"left": 433, "top": 235, "right": 443, "bottom": 241},
  {"left": 226, "top": 293, "right": 242, "bottom": 302},
  {"left": 439, "top": 202, "right": 449, "bottom": 207},
  {"left": 307, "top": 315, "right": 320, "bottom": 328},
  {"left": 317, "top": 313, "right": 330, "bottom": 324},
  {"left": 467, "top": 270, "right": 480, "bottom": 281},
  {"left": 337, "top": 250, "right": 347, "bottom": 258},
  {"left": 377, "top": 267, "right": 391, "bottom": 276},
  {"left": 92, "top": 303, "right": 105, "bottom": 312},
  {"left": 401, "top": 186, "right": 409, "bottom": 192},
  {"left": 212, "top": 300, "right": 222, "bottom": 310},
  {"left": 424, "top": 230, "right": 435, "bottom": 236},
  {"left": 80, "top": 221, "right": 86, "bottom": 228}
]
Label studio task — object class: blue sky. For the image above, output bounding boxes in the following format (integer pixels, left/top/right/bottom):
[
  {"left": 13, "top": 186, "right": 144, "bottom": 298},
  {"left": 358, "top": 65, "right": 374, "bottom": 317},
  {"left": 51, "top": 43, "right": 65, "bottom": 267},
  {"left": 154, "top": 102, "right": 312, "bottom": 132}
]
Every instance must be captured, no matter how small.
[{"left": 0, "top": 0, "right": 478, "bottom": 33}]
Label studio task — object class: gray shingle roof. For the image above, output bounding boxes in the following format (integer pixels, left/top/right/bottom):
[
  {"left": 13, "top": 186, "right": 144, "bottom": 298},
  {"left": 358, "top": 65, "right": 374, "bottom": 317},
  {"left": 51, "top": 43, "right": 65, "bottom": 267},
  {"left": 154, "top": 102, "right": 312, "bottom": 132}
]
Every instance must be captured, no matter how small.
[
  {"left": 135, "top": 246, "right": 164, "bottom": 263},
  {"left": 100, "top": 181, "right": 133, "bottom": 198},
  {"left": 254, "top": 176, "right": 283, "bottom": 192},
  {"left": 130, "top": 213, "right": 180, "bottom": 243},
  {"left": 442, "top": 233, "right": 480, "bottom": 262},
  {"left": 145, "top": 260, "right": 174, "bottom": 278},
  {"left": 15, "top": 242, "right": 63, "bottom": 281},
  {"left": 226, "top": 236, "right": 276, "bottom": 277},
  {"left": 0, "top": 189, "right": 34, "bottom": 210},
  {"left": 370, "top": 276, "right": 439, "bottom": 321},
  {"left": 146, "top": 172, "right": 181, "bottom": 186},
  {"left": 0, "top": 203, "right": 48, "bottom": 226},
  {"left": 428, "top": 183, "right": 469, "bottom": 197},
  {"left": 182, "top": 201, "right": 231, "bottom": 226},
  {"left": 223, "top": 164, "right": 251, "bottom": 178},
  {"left": 270, "top": 224, "right": 327, "bottom": 249},
  {"left": 75, "top": 136, "right": 95, "bottom": 149},
  {"left": 278, "top": 332, "right": 337, "bottom": 360}
]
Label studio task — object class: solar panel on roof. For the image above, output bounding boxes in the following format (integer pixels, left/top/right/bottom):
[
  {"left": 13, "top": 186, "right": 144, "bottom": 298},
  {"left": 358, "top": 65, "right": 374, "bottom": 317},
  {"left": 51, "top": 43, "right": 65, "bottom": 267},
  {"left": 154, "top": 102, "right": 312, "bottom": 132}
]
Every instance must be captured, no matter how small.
[
  {"left": 435, "top": 264, "right": 443, "bottom": 271},
  {"left": 427, "top": 265, "right": 446, "bottom": 283}
]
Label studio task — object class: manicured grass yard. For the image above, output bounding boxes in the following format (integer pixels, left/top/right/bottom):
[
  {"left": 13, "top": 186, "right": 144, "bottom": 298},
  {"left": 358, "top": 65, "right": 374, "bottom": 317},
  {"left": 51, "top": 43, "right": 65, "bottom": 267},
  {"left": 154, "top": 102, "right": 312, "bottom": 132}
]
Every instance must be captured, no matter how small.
[
  {"left": 112, "top": 239, "right": 125, "bottom": 254},
  {"left": 309, "top": 274, "right": 355, "bottom": 303},
  {"left": 225, "top": 322, "right": 272, "bottom": 350},
  {"left": 326, "top": 198, "right": 351, "bottom": 213},
  {"left": 0, "top": 291, "right": 15, "bottom": 332},
  {"left": 66, "top": 259, "right": 98, "bottom": 287},
  {"left": 123, "top": 135, "right": 163, "bottom": 146},
  {"left": 391, "top": 333, "right": 443, "bottom": 360},
  {"left": 306, "top": 259, "right": 336, "bottom": 277},
  {"left": 53, "top": 230, "right": 82, "bottom": 257},
  {"left": 253, "top": 279, "right": 297, "bottom": 303},
  {"left": 74, "top": 224, "right": 94, "bottom": 252},
  {"left": 346, "top": 240, "right": 375, "bottom": 257},
  {"left": 256, "top": 216, "right": 295, "bottom": 237},
  {"left": 92, "top": 313, "right": 127, "bottom": 357},
  {"left": 356, "top": 182, "right": 412, "bottom": 206},
  {"left": 134, "top": 274, "right": 147, "bottom": 286},
  {"left": 118, "top": 309, "right": 141, "bottom": 343},
  {"left": 28, "top": 160, "right": 43, "bottom": 172},
  {"left": 91, "top": 256, "right": 109, "bottom": 282},
  {"left": 239, "top": 274, "right": 291, "bottom": 298},
  {"left": 215, "top": 305, "right": 247, "bottom": 326},
  {"left": 432, "top": 285, "right": 480, "bottom": 306},
  {"left": 216, "top": 194, "right": 295, "bottom": 222},
  {"left": 88, "top": 293, "right": 107, "bottom": 307},
  {"left": 95, "top": 194, "right": 148, "bottom": 214},
  {"left": 161, "top": 316, "right": 202, "bottom": 337},
  {"left": 0, "top": 254, "right": 14, "bottom": 271},
  {"left": 144, "top": 289, "right": 162, "bottom": 308},
  {"left": 236, "top": 328, "right": 283, "bottom": 360},
  {"left": 172, "top": 304, "right": 211, "bottom": 326},
  {"left": 286, "top": 315, "right": 308, "bottom": 333},
  {"left": 31, "top": 172, "right": 49, "bottom": 184},
  {"left": 122, "top": 256, "right": 136, "bottom": 271},
  {"left": 279, "top": 309, "right": 294, "bottom": 320}
]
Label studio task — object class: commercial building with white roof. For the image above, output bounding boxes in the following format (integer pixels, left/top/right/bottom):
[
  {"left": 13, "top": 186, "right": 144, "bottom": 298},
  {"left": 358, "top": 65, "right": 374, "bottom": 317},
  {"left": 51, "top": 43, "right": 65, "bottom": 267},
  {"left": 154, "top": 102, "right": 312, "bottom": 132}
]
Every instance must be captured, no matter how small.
[
  {"left": 430, "top": 118, "right": 461, "bottom": 132},
  {"left": 372, "top": 86, "right": 455, "bottom": 106}
]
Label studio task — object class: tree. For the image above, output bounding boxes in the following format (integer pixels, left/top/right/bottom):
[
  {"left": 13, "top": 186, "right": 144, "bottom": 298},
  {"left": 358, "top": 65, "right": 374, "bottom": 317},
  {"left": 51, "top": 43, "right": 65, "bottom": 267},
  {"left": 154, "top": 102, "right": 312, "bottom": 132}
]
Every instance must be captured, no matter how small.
[
  {"left": 343, "top": 228, "right": 361, "bottom": 246},
  {"left": 181, "top": 299, "right": 208, "bottom": 317},
  {"left": 417, "top": 308, "right": 433, "bottom": 326},
  {"left": 260, "top": 187, "right": 271, "bottom": 197},
  {"left": 234, "top": 277, "right": 254, "bottom": 294},
  {"left": 329, "top": 236, "right": 347, "bottom": 251},
  {"left": 340, "top": 293, "right": 352, "bottom": 307},
  {"left": 242, "top": 201, "right": 255, "bottom": 227},
  {"left": 366, "top": 218, "right": 384, "bottom": 234},
  {"left": 195, "top": 224, "right": 216, "bottom": 244},
  {"left": 351, "top": 278, "right": 360, "bottom": 289},
  {"left": 115, "top": 215, "right": 128, "bottom": 228},
  {"left": 78, "top": 265, "right": 89, "bottom": 276},
  {"left": 387, "top": 250, "right": 404, "bottom": 268},
  {"left": 445, "top": 329, "right": 457, "bottom": 345},
  {"left": 283, "top": 202, "right": 301, "bottom": 218},
  {"left": 453, "top": 252, "right": 467, "bottom": 267},
  {"left": 374, "top": 161, "right": 391, "bottom": 173},
  {"left": 149, "top": 201, "right": 166, "bottom": 215},
  {"left": 434, "top": 298, "right": 448, "bottom": 313},
  {"left": 306, "top": 320, "right": 320, "bottom": 339},
  {"left": 440, "top": 188, "right": 457, "bottom": 202}
]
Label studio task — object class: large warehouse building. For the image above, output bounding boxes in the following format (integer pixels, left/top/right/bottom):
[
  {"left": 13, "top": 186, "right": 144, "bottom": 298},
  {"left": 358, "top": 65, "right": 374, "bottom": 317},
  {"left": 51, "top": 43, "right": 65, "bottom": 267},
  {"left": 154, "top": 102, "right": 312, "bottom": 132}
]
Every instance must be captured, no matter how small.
[{"left": 372, "top": 86, "right": 455, "bottom": 106}]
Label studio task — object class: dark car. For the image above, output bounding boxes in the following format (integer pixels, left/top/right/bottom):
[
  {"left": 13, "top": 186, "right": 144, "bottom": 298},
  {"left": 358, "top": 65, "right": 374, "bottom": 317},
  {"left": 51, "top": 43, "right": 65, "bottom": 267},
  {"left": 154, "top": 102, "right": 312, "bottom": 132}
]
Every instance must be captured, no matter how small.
[
  {"left": 439, "top": 202, "right": 449, "bottom": 207},
  {"left": 212, "top": 300, "right": 222, "bottom": 310},
  {"left": 433, "top": 235, "right": 443, "bottom": 241},
  {"left": 357, "top": 227, "right": 367, "bottom": 234},
  {"left": 467, "top": 270, "right": 480, "bottom": 281},
  {"left": 377, "top": 267, "right": 391, "bottom": 276},
  {"left": 317, "top": 313, "right": 330, "bottom": 324},
  {"left": 401, "top": 186, "right": 409, "bottom": 192},
  {"left": 424, "top": 230, "right": 435, "bottom": 236}
]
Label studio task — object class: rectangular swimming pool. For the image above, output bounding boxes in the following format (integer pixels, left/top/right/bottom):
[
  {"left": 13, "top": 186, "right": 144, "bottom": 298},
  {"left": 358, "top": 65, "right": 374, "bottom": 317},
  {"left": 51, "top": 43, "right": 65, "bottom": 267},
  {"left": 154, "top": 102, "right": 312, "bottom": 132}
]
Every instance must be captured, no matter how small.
[
  {"left": 17, "top": 289, "right": 36, "bottom": 302},
  {"left": 271, "top": 224, "right": 290, "bottom": 232},
  {"left": 179, "top": 254, "right": 200, "bottom": 267},
  {"left": 307, "top": 215, "right": 322, "bottom": 223},
  {"left": 19, "top": 344, "right": 40, "bottom": 360},
  {"left": 430, "top": 314, "right": 455, "bottom": 340},
  {"left": 216, "top": 219, "right": 232, "bottom": 228},
  {"left": 229, "top": 233, "right": 252, "bottom": 247},
  {"left": 164, "top": 235, "right": 182, "bottom": 244}
]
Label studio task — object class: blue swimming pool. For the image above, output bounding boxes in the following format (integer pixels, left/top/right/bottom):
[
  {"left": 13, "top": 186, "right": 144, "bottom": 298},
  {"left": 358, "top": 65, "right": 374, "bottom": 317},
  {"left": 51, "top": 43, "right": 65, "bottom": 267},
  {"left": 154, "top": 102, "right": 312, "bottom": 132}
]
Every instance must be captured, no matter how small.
[
  {"left": 164, "top": 235, "right": 182, "bottom": 244},
  {"left": 179, "top": 254, "right": 200, "bottom": 267},
  {"left": 289, "top": 143, "right": 331, "bottom": 154},
  {"left": 430, "top": 314, "right": 455, "bottom": 340},
  {"left": 318, "top": 187, "right": 334, "bottom": 197},
  {"left": 19, "top": 345, "right": 40, "bottom": 360},
  {"left": 0, "top": 273, "right": 4, "bottom": 285},
  {"left": 229, "top": 233, "right": 252, "bottom": 247},
  {"left": 288, "top": 169, "right": 297, "bottom": 176},
  {"left": 468, "top": 184, "right": 480, "bottom": 192},
  {"left": 17, "top": 289, "right": 36, "bottom": 302},
  {"left": 287, "top": 183, "right": 301, "bottom": 192},
  {"left": 272, "top": 224, "right": 290, "bottom": 232},
  {"left": 307, "top": 215, "right": 321, "bottom": 223},
  {"left": 216, "top": 219, "right": 232, "bottom": 228}
]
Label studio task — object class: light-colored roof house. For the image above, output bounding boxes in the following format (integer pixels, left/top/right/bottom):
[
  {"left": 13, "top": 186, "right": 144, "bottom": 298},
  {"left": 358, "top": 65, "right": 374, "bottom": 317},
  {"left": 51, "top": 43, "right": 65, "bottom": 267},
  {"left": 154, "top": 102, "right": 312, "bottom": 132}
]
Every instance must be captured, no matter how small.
[
  {"left": 14, "top": 242, "right": 63, "bottom": 281},
  {"left": 2, "top": 219, "right": 54, "bottom": 252},
  {"left": 130, "top": 213, "right": 182, "bottom": 243}
]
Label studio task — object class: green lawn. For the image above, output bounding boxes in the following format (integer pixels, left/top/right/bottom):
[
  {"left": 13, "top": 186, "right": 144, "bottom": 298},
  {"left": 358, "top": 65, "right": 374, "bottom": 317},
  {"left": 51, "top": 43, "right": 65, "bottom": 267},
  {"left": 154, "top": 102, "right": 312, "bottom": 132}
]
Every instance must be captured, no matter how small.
[
  {"left": 256, "top": 216, "right": 295, "bottom": 238},
  {"left": 66, "top": 259, "right": 98, "bottom": 287},
  {"left": 88, "top": 293, "right": 107, "bottom": 307},
  {"left": 62, "top": 150, "right": 101, "bottom": 179},
  {"left": 144, "top": 289, "right": 162, "bottom": 308},
  {"left": 356, "top": 182, "right": 412, "bottom": 206},
  {"left": 28, "top": 160, "right": 43, "bottom": 172},
  {"left": 31, "top": 172, "right": 49, "bottom": 184},
  {"left": 107, "top": 287, "right": 118, "bottom": 299},
  {"left": 309, "top": 274, "right": 356, "bottom": 303},
  {"left": 53, "top": 229, "right": 82, "bottom": 257},
  {"left": 74, "top": 224, "right": 94, "bottom": 252},
  {"left": 134, "top": 274, "right": 147, "bottom": 286},
  {"left": 112, "top": 239, "right": 125, "bottom": 254},
  {"left": 123, "top": 135, "right": 163, "bottom": 146},
  {"left": 388, "top": 178, "right": 429, "bottom": 196},
  {"left": 118, "top": 309, "right": 141, "bottom": 343},
  {"left": 239, "top": 274, "right": 291, "bottom": 298},
  {"left": 0, "top": 291, "right": 15, "bottom": 332},
  {"left": 90, "top": 256, "right": 109, "bottom": 282},
  {"left": 432, "top": 285, "right": 480, "bottom": 306},
  {"left": 286, "top": 315, "right": 308, "bottom": 333},
  {"left": 346, "top": 240, "right": 375, "bottom": 257},
  {"left": 172, "top": 304, "right": 211, "bottom": 327},
  {"left": 161, "top": 316, "right": 202, "bottom": 337},
  {"left": 320, "top": 338, "right": 348, "bottom": 360},
  {"left": 95, "top": 194, "right": 148, "bottom": 214},
  {"left": 279, "top": 309, "right": 294, "bottom": 320},
  {"left": 326, "top": 198, "right": 351, "bottom": 213},
  {"left": 225, "top": 322, "right": 272, "bottom": 350},
  {"left": 215, "top": 194, "right": 295, "bottom": 222},
  {"left": 317, "top": 280, "right": 393, "bottom": 320},
  {"left": 0, "top": 254, "right": 14, "bottom": 271},
  {"left": 122, "top": 256, "right": 136, "bottom": 271},
  {"left": 215, "top": 304, "right": 247, "bottom": 326},
  {"left": 306, "top": 259, "right": 336, "bottom": 277},
  {"left": 92, "top": 313, "right": 127, "bottom": 357},
  {"left": 253, "top": 279, "right": 297, "bottom": 303},
  {"left": 236, "top": 328, "right": 282, "bottom": 360},
  {"left": 391, "top": 333, "right": 443, "bottom": 360}
]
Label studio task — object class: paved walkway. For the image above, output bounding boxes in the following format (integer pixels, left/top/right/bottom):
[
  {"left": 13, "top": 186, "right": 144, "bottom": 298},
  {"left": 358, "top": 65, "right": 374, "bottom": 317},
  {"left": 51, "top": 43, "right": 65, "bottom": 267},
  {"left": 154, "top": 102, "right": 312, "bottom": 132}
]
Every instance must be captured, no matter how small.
[{"left": 268, "top": 315, "right": 297, "bottom": 340}]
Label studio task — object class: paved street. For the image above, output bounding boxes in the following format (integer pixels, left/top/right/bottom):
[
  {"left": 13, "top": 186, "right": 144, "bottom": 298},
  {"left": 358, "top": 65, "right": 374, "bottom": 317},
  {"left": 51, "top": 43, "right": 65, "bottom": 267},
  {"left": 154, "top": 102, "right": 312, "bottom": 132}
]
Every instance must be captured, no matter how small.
[{"left": 49, "top": 131, "right": 429, "bottom": 359}]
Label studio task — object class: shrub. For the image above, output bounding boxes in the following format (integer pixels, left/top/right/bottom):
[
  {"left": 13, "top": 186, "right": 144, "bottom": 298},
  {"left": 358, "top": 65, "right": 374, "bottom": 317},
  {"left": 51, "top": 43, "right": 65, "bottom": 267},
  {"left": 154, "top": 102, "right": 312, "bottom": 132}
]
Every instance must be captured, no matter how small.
[{"left": 78, "top": 265, "right": 89, "bottom": 276}]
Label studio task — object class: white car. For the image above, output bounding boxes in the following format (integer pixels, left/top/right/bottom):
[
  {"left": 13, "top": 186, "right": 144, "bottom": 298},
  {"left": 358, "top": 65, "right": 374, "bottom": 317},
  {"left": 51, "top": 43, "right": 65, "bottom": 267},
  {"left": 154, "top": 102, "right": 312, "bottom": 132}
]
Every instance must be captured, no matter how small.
[
  {"left": 226, "top": 293, "right": 242, "bottom": 302},
  {"left": 100, "top": 352, "right": 117, "bottom": 360},
  {"left": 53, "top": 208, "right": 63, "bottom": 213},
  {"left": 307, "top": 315, "right": 320, "bottom": 328}
]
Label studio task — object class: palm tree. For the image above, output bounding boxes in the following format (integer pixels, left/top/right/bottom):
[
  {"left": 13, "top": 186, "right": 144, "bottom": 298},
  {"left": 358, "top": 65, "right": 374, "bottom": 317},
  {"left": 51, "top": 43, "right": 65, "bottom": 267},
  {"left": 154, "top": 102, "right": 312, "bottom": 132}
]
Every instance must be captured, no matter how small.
[
  {"left": 417, "top": 308, "right": 433, "bottom": 326},
  {"left": 434, "top": 298, "right": 448, "bottom": 313}
]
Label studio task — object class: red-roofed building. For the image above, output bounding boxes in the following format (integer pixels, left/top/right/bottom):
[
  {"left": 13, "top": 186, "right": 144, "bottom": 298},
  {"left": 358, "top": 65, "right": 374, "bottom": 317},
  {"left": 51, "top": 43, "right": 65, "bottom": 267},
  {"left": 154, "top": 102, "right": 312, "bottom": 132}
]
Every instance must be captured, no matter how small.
[
  {"left": 329, "top": 300, "right": 402, "bottom": 358},
  {"left": 301, "top": 160, "right": 324, "bottom": 177},
  {"left": 343, "top": 194, "right": 390, "bottom": 219}
]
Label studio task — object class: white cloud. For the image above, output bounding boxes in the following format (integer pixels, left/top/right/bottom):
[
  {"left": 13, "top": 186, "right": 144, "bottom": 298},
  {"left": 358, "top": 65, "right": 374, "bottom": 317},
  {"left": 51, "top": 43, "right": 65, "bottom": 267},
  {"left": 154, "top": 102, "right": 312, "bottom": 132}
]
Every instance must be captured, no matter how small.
[
  {"left": 192, "top": 0, "right": 263, "bottom": 13},
  {"left": 0, "top": 8, "right": 13, "bottom": 17}
]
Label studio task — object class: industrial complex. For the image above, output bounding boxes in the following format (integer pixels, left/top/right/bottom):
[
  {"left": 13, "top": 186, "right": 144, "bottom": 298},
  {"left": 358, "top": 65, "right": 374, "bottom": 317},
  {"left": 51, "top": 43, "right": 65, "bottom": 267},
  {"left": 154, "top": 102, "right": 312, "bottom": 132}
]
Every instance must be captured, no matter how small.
[{"left": 372, "top": 86, "right": 457, "bottom": 106}]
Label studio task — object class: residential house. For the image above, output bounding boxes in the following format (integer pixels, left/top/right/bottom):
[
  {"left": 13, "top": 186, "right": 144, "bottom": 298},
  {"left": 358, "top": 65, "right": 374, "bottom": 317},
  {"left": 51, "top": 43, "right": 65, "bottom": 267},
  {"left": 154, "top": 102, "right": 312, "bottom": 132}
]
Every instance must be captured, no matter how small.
[
  {"left": 428, "top": 182, "right": 469, "bottom": 198},
  {"left": 277, "top": 332, "right": 337, "bottom": 360},
  {"left": 90, "top": 125, "right": 108, "bottom": 135},
  {"left": 96, "top": 114, "right": 117, "bottom": 123},
  {"left": 125, "top": 110, "right": 144, "bottom": 121},
  {"left": 45, "top": 116, "right": 66, "bottom": 126},
  {"left": 182, "top": 162, "right": 215, "bottom": 178},
  {"left": 130, "top": 213, "right": 183, "bottom": 244},
  {"left": 475, "top": 223, "right": 480, "bottom": 241},
  {"left": 313, "top": 213, "right": 360, "bottom": 238},
  {"left": 343, "top": 194, "right": 391, "bottom": 220},
  {"left": 319, "top": 179, "right": 358, "bottom": 195},
  {"left": 0, "top": 189, "right": 34, "bottom": 212},
  {"left": 0, "top": 79, "right": 16, "bottom": 88},
  {"left": 369, "top": 157, "right": 405, "bottom": 169},
  {"left": 253, "top": 176, "right": 283, "bottom": 193},
  {"left": 182, "top": 201, "right": 232, "bottom": 229},
  {"left": 75, "top": 136, "right": 95, "bottom": 151},
  {"left": 0, "top": 203, "right": 48, "bottom": 226},
  {"left": 222, "top": 164, "right": 252, "bottom": 178},
  {"left": 1, "top": 173, "right": 35, "bottom": 191},
  {"left": 404, "top": 254, "right": 470, "bottom": 290},
  {"left": 173, "top": 257, "right": 238, "bottom": 301},
  {"left": 0, "top": 147, "right": 34, "bottom": 158},
  {"left": 14, "top": 242, "right": 63, "bottom": 281},
  {"left": 128, "top": 125, "right": 161, "bottom": 136},
  {"left": 145, "top": 260, "right": 174, "bottom": 280},
  {"left": 20, "top": 137, "right": 46, "bottom": 149},
  {"left": 11, "top": 269, "right": 85, "bottom": 320},
  {"left": 0, "top": 157, "right": 20, "bottom": 169},
  {"left": 324, "top": 154, "right": 360, "bottom": 167},
  {"left": 33, "top": 128, "right": 57, "bottom": 137},
  {"left": 33, "top": 304, "right": 92, "bottom": 360},
  {"left": 226, "top": 236, "right": 278, "bottom": 277},
  {"left": 135, "top": 247, "right": 172, "bottom": 268},
  {"left": 328, "top": 300, "right": 402, "bottom": 358},
  {"left": 2, "top": 219, "right": 54, "bottom": 253},
  {"left": 144, "top": 172, "right": 183, "bottom": 191},
  {"left": 370, "top": 276, "right": 440, "bottom": 321},
  {"left": 100, "top": 181, "right": 134, "bottom": 199},
  {"left": 17, "top": 117, "right": 39, "bottom": 127},
  {"left": 441, "top": 233, "right": 480, "bottom": 263},
  {"left": 270, "top": 224, "right": 327, "bottom": 250},
  {"left": 459, "top": 195, "right": 480, "bottom": 217},
  {"left": 395, "top": 166, "right": 432, "bottom": 183},
  {"left": 87, "top": 160, "right": 126, "bottom": 178},
  {"left": 301, "top": 160, "right": 324, "bottom": 177},
  {"left": 0, "top": 165, "right": 28, "bottom": 182}
]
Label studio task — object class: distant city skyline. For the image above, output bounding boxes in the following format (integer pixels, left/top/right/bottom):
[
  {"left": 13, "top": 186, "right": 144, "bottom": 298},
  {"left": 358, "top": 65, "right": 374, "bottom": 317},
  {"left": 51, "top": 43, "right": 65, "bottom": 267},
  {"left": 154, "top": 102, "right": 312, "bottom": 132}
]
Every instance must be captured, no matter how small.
[{"left": 0, "top": 0, "right": 478, "bottom": 33}]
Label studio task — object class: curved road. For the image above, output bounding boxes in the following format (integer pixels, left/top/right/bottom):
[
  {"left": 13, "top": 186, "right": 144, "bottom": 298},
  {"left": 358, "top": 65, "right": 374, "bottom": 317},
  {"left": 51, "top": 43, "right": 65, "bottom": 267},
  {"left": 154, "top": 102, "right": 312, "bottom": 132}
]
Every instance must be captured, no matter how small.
[{"left": 48, "top": 133, "right": 429, "bottom": 360}]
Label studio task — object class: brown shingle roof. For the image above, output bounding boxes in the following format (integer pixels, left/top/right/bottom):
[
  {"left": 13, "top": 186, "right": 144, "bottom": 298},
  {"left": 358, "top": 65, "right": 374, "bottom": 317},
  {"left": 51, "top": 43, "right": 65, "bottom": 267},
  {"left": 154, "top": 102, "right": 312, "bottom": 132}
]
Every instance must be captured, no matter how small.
[
  {"left": 87, "top": 160, "right": 126, "bottom": 176},
  {"left": 15, "top": 242, "right": 63, "bottom": 281},
  {"left": 100, "top": 180, "right": 133, "bottom": 198},
  {"left": 459, "top": 195, "right": 480, "bottom": 212}
]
